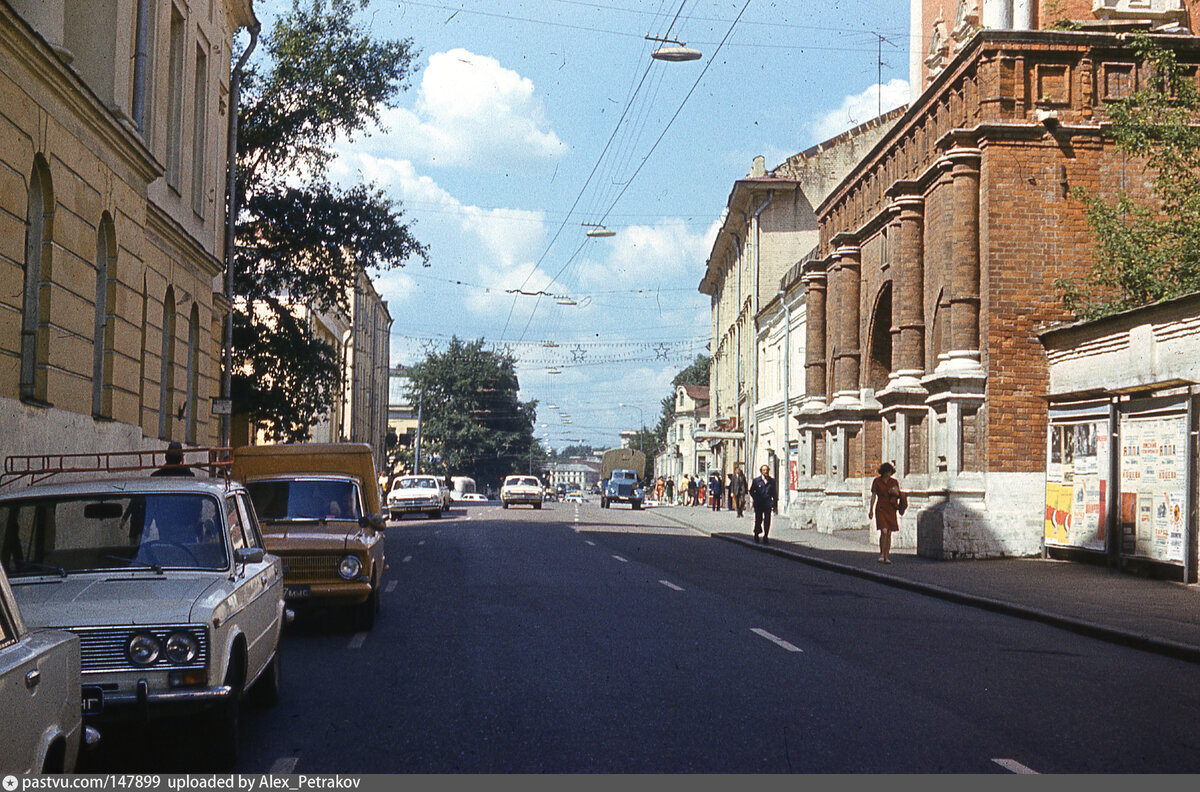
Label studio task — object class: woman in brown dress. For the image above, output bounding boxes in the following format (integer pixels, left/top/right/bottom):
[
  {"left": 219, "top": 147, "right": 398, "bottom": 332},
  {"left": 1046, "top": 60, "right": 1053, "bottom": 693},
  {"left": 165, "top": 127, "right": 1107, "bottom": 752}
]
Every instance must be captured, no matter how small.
[{"left": 868, "top": 462, "right": 903, "bottom": 563}]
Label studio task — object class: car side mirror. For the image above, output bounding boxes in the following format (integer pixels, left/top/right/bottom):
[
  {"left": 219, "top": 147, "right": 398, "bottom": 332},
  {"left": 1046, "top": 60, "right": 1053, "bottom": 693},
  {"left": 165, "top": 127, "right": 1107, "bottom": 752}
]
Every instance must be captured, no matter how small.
[
  {"left": 234, "top": 547, "right": 265, "bottom": 565},
  {"left": 360, "top": 514, "right": 387, "bottom": 530}
]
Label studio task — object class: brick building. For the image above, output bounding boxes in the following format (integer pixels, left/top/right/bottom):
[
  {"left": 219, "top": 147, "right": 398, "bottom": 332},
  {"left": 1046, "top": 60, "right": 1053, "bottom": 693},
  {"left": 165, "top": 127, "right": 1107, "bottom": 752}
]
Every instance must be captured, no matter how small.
[{"left": 793, "top": 3, "right": 1198, "bottom": 557}]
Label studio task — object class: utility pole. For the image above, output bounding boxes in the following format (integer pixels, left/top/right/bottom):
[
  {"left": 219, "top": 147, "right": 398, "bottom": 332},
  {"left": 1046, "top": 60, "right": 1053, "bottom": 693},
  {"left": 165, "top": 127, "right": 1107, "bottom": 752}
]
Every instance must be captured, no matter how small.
[{"left": 413, "top": 391, "right": 423, "bottom": 475}]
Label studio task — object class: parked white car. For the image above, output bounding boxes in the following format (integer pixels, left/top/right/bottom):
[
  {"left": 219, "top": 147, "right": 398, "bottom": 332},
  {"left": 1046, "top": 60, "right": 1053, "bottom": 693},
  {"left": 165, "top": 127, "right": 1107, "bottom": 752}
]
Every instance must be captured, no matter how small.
[
  {"left": 0, "top": 475, "right": 285, "bottom": 770},
  {"left": 500, "top": 476, "right": 544, "bottom": 509},
  {"left": 0, "top": 563, "right": 89, "bottom": 773},
  {"left": 388, "top": 475, "right": 445, "bottom": 519}
]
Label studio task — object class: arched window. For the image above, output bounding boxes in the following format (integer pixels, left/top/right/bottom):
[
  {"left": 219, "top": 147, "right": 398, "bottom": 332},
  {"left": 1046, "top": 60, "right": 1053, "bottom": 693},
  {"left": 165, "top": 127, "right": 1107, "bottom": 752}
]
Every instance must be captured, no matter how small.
[
  {"left": 92, "top": 214, "right": 117, "bottom": 418},
  {"left": 186, "top": 303, "right": 200, "bottom": 444},
  {"left": 21, "top": 157, "right": 53, "bottom": 404},
  {"left": 159, "top": 287, "right": 176, "bottom": 439},
  {"left": 867, "top": 282, "right": 893, "bottom": 392}
]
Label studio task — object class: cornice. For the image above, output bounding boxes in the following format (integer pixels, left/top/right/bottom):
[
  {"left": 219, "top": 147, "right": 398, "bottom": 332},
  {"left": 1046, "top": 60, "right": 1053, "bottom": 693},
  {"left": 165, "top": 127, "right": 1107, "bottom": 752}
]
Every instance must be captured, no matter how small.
[
  {"left": 0, "top": 3, "right": 160, "bottom": 185},
  {"left": 146, "top": 203, "right": 223, "bottom": 280}
]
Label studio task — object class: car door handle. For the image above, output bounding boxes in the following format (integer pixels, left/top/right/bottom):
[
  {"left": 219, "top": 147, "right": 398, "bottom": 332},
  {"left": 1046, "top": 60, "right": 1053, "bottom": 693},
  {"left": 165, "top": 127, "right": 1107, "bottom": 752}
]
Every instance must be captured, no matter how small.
[{"left": 25, "top": 669, "right": 40, "bottom": 690}]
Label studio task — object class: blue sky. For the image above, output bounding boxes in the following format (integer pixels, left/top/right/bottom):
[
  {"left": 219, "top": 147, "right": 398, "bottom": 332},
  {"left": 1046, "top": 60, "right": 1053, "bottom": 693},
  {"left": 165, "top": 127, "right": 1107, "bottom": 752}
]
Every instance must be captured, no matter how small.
[{"left": 252, "top": 0, "right": 910, "bottom": 450}]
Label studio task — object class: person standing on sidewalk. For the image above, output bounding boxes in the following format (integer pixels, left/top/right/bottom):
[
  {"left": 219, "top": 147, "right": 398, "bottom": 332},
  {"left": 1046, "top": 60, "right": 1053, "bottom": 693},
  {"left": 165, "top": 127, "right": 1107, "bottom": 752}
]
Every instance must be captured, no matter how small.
[
  {"left": 687, "top": 475, "right": 698, "bottom": 506},
  {"left": 708, "top": 472, "right": 723, "bottom": 511},
  {"left": 732, "top": 466, "right": 748, "bottom": 517},
  {"left": 749, "top": 464, "right": 777, "bottom": 543},
  {"left": 869, "top": 462, "right": 905, "bottom": 564}
]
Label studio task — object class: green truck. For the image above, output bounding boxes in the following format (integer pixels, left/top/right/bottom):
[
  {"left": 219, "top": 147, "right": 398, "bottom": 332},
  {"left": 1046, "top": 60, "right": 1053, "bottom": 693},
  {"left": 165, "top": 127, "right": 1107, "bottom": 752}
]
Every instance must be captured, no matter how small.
[{"left": 599, "top": 448, "right": 646, "bottom": 510}]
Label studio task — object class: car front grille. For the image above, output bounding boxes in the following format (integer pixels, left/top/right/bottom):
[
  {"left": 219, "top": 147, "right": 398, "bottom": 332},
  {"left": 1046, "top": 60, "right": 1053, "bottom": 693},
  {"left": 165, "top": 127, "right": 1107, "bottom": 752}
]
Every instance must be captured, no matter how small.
[
  {"left": 68, "top": 624, "right": 209, "bottom": 673},
  {"left": 281, "top": 554, "right": 342, "bottom": 582}
]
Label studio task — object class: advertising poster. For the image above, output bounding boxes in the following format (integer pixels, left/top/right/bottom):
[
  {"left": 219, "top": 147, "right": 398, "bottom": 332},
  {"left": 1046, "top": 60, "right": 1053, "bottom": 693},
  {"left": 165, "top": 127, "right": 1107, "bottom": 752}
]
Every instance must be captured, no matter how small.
[
  {"left": 1046, "top": 421, "right": 1106, "bottom": 551},
  {"left": 1120, "top": 414, "right": 1187, "bottom": 565}
]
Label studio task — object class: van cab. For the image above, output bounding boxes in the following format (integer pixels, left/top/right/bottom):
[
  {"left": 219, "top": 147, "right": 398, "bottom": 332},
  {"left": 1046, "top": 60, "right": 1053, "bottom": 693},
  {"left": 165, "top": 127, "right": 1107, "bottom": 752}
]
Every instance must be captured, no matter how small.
[{"left": 232, "top": 443, "right": 387, "bottom": 629}]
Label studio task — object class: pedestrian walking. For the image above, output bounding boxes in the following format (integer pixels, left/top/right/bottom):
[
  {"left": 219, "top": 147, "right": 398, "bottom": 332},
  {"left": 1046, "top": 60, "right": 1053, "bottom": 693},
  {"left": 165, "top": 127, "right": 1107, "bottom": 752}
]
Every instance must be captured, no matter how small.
[
  {"left": 697, "top": 481, "right": 706, "bottom": 507},
  {"left": 869, "top": 462, "right": 906, "bottom": 564},
  {"left": 708, "top": 472, "right": 723, "bottom": 511},
  {"left": 733, "top": 466, "right": 748, "bottom": 517},
  {"left": 665, "top": 477, "right": 674, "bottom": 504},
  {"left": 749, "top": 464, "right": 777, "bottom": 543},
  {"left": 726, "top": 473, "right": 735, "bottom": 510},
  {"left": 687, "top": 475, "right": 698, "bottom": 506}
]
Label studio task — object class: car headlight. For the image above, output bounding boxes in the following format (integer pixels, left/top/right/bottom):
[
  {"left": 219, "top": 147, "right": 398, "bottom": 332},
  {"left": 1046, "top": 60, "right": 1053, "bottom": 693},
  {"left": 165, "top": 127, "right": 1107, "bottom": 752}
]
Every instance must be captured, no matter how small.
[
  {"left": 164, "top": 631, "right": 200, "bottom": 664},
  {"left": 127, "top": 632, "right": 162, "bottom": 666},
  {"left": 338, "top": 555, "right": 363, "bottom": 580}
]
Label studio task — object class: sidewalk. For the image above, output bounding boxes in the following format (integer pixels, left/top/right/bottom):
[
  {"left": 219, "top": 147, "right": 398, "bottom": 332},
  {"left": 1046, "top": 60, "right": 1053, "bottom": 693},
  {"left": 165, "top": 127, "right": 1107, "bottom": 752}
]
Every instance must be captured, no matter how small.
[{"left": 653, "top": 503, "right": 1200, "bottom": 664}]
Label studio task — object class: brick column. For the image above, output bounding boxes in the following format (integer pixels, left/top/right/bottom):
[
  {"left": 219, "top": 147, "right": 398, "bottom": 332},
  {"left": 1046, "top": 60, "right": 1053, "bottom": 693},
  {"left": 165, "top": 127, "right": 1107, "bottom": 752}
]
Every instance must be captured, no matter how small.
[
  {"left": 892, "top": 193, "right": 926, "bottom": 381},
  {"left": 944, "top": 146, "right": 983, "bottom": 374},
  {"left": 802, "top": 261, "right": 827, "bottom": 405},
  {"left": 830, "top": 237, "right": 861, "bottom": 406}
]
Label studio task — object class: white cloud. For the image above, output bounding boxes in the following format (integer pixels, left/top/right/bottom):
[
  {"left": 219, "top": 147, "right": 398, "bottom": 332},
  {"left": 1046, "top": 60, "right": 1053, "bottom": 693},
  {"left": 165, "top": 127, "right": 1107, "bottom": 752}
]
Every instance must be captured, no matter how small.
[
  {"left": 577, "top": 218, "right": 717, "bottom": 292},
  {"left": 807, "top": 79, "right": 910, "bottom": 145},
  {"left": 357, "top": 48, "right": 567, "bottom": 171}
]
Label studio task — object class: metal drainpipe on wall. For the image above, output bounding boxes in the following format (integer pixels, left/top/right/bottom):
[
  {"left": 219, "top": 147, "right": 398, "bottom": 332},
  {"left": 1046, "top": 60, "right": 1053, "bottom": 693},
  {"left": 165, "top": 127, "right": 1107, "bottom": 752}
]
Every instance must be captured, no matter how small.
[
  {"left": 780, "top": 287, "right": 789, "bottom": 510},
  {"left": 750, "top": 191, "right": 773, "bottom": 474}
]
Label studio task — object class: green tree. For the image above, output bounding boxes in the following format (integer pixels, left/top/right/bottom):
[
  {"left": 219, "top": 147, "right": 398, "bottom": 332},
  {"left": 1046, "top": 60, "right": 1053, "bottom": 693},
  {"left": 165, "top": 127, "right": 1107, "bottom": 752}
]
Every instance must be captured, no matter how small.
[
  {"left": 232, "top": 0, "right": 427, "bottom": 440},
  {"left": 404, "top": 338, "right": 538, "bottom": 488},
  {"left": 1059, "top": 33, "right": 1200, "bottom": 319}
]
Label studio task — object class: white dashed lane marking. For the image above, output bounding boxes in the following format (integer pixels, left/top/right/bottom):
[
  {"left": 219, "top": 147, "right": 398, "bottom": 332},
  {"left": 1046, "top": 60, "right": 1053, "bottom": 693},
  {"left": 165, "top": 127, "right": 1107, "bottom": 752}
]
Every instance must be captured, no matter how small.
[
  {"left": 750, "top": 628, "right": 803, "bottom": 653},
  {"left": 402, "top": 555, "right": 413, "bottom": 563},
  {"left": 385, "top": 581, "right": 398, "bottom": 593},
  {"left": 347, "top": 632, "right": 368, "bottom": 650},
  {"left": 269, "top": 757, "right": 299, "bottom": 774},
  {"left": 659, "top": 580, "right": 684, "bottom": 592},
  {"left": 992, "top": 759, "right": 1038, "bottom": 774},
  {"left": 585, "top": 541, "right": 596, "bottom": 547},
  {"left": 418, "top": 541, "right": 425, "bottom": 546},
  {"left": 612, "top": 555, "right": 629, "bottom": 563}
]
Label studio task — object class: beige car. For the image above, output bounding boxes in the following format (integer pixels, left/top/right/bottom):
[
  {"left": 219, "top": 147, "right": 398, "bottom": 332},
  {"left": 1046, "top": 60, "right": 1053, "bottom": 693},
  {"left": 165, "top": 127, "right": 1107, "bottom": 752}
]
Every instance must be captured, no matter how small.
[
  {"left": 500, "top": 475, "right": 544, "bottom": 509},
  {"left": 0, "top": 564, "right": 89, "bottom": 773},
  {"left": 233, "top": 443, "right": 387, "bottom": 630}
]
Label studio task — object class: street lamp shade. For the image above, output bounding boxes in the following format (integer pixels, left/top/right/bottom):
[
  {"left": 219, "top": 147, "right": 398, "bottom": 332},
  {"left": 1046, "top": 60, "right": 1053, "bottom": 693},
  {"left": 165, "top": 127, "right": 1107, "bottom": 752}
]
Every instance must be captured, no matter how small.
[{"left": 651, "top": 45, "right": 702, "bottom": 61}]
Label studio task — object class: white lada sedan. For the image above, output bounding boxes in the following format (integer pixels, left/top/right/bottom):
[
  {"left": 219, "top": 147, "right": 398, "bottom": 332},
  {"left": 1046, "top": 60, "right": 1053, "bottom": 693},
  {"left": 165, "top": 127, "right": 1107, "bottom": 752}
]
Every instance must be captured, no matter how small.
[{"left": 0, "top": 476, "right": 285, "bottom": 770}]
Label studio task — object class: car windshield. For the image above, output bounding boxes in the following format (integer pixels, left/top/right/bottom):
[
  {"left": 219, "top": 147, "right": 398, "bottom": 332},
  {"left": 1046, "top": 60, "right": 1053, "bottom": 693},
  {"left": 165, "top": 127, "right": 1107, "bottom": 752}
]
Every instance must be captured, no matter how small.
[
  {"left": 507, "top": 478, "right": 539, "bottom": 487},
  {"left": 246, "top": 479, "right": 362, "bottom": 521},
  {"left": 0, "top": 493, "right": 227, "bottom": 575},
  {"left": 394, "top": 478, "right": 438, "bottom": 490}
]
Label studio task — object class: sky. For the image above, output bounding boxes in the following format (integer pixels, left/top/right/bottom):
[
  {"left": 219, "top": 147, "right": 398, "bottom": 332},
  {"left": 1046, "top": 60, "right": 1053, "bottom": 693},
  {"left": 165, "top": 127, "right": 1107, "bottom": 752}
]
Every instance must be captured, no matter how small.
[{"left": 251, "top": 0, "right": 911, "bottom": 451}]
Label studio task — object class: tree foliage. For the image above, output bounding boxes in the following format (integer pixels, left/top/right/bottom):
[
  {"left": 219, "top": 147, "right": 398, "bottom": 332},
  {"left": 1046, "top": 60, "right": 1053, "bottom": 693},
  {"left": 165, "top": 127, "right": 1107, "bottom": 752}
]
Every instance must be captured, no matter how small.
[
  {"left": 232, "top": 0, "right": 427, "bottom": 441},
  {"left": 403, "top": 338, "right": 538, "bottom": 488},
  {"left": 1059, "top": 33, "right": 1200, "bottom": 319}
]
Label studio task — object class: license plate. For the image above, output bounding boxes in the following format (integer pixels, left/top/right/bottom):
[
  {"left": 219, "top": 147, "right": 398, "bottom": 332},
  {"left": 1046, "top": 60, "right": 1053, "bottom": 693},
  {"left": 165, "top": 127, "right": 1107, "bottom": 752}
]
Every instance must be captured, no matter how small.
[
  {"left": 284, "top": 584, "right": 311, "bottom": 599},
  {"left": 82, "top": 686, "right": 103, "bottom": 715}
]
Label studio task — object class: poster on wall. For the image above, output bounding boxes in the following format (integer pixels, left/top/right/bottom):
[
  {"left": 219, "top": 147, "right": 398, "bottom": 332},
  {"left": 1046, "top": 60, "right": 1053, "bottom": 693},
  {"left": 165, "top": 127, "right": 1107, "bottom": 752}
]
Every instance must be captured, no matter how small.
[
  {"left": 788, "top": 458, "right": 798, "bottom": 491},
  {"left": 1045, "top": 420, "right": 1107, "bottom": 551},
  {"left": 1119, "top": 414, "right": 1188, "bottom": 565}
]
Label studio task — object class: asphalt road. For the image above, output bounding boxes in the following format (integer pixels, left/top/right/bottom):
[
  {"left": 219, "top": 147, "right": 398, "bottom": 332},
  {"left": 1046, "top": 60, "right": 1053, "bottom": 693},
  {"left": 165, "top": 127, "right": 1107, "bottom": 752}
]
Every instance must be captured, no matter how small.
[{"left": 85, "top": 500, "right": 1200, "bottom": 773}]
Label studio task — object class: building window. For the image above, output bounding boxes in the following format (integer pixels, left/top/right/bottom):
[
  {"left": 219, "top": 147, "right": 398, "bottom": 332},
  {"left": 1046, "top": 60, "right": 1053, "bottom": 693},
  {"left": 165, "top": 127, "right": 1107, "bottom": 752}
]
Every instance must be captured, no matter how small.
[
  {"left": 191, "top": 41, "right": 208, "bottom": 214},
  {"left": 186, "top": 303, "right": 200, "bottom": 443},
  {"left": 159, "top": 287, "right": 177, "bottom": 439},
  {"left": 21, "top": 157, "right": 53, "bottom": 405},
  {"left": 166, "top": 7, "right": 185, "bottom": 189},
  {"left": 92, "top": 214, "right": 117, "bottom": 418}
]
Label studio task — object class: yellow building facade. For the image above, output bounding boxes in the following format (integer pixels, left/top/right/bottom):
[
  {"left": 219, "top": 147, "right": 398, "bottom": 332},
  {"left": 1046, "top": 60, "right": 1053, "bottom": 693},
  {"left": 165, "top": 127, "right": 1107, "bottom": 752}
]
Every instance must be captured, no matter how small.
[{"left": 0, "top": 0, "right": 255, "bottom": 458}]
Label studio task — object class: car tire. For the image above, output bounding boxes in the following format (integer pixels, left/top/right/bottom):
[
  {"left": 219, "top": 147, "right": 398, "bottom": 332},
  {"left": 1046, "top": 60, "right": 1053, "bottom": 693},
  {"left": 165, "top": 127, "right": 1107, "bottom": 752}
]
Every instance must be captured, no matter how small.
[
  {"left": 632, "top": 501, "right": 642, "bottom": 510},
  {"left": 502, "top": 502, "right": 509, "bottom": 509},
  {"left": 534, "top": 502, "right": 542, "bottom": 510},
  {"left": 429, "top": 509, "right": 442, "bottom": 519},
  {"left": 204, "top": 656, "right": 243, "bottom": 771},
  {"left": 389, "top": 510, "right": 400, "bottom": 521},
  {"left": 249, "top": 649, "right": 282, "bottom": 707}
]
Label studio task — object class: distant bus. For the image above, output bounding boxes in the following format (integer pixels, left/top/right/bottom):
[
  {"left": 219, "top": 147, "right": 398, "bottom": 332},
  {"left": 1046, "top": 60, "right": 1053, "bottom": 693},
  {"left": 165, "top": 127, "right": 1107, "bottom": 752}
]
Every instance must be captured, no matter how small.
[{"left": 451, "top": 476, "right": 477, "bottom": 501}]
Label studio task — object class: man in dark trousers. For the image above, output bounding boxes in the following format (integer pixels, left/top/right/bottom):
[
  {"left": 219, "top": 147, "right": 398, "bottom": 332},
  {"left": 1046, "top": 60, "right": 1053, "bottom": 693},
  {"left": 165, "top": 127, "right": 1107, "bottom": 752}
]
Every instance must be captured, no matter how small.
[
  {"left": 733, "top": 465, "right": 748, "bottom": 517},
  {"left": 708, "top": 471, "right": 723, "bottom": 511},
  {"left": 749, "top": 464, "right": 778, "bottom": 543}
]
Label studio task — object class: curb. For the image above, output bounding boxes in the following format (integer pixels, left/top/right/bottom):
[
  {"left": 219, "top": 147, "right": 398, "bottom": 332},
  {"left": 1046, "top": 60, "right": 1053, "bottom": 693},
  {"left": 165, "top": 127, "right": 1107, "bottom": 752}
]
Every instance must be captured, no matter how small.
[{"left": 656, "top": 510, "right": 1200, "bottom": 665}]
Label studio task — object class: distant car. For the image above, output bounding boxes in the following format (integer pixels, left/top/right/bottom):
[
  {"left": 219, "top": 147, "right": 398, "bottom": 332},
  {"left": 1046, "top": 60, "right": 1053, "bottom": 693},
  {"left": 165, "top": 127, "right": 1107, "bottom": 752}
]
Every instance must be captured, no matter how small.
[
  {"left": 500, "top": 476, "right": 544, "bottom": 509},
  {"left": 0, "top": 470, "right": 285, "bottom": 770},
  {"left": 387, "top": 475, "right": 445, "bottom": 519},
  {"left": 0, "top": 562, "right": 89, "bottom": 773},
  {"left": 461, "top": 492, "right": 487, "bottom": 502},
  {"left": 563, "top": 491, "right": 584, "bottom": 504}
]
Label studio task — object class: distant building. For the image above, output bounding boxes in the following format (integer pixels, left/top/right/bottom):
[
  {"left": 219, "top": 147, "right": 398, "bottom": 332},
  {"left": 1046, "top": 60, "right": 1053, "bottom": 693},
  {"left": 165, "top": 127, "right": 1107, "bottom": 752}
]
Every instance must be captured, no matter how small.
[
  {"left": 656, "top": 384, "right": 711, "bottom": 483},
  {"left": 547, "top": 461, "right": 601, "bottom": 492}
]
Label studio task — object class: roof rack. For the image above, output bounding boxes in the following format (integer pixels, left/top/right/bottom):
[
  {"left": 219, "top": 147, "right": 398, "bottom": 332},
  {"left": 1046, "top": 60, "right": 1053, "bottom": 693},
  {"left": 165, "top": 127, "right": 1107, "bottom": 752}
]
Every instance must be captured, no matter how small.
[{"left": 1, "top": 447, "right": 233, "bottom": 488}]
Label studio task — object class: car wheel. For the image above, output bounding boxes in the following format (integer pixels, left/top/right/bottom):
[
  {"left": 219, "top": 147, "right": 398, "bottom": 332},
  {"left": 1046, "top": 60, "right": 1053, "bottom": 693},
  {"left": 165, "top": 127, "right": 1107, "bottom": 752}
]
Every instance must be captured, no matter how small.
[
  {"left": 389, "top": 510, "right": 400, "bottom": 521},
  {"left": 502, "top": 502, "right": 509, "bottom": 509},
  {"left": 429, "top": 509, "right": 442, "bottom": 519},
  {"left": 632, "top": 500, "right": 642, "bottom": 510},
  {"left": 534, "top": 502, "right": 542, "bottom": 510},
  {"left": 203, "top": 656, "right": 243, "bottom": 771},
  {"left": 249, "top": 649, "right": 282, "bottom": 707}
]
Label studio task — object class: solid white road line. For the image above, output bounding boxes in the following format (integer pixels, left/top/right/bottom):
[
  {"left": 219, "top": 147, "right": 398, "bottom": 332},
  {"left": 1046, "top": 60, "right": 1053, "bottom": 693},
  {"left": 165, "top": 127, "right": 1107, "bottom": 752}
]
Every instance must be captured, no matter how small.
[
  {"left": 612, "top": 555, "right": 629, "bottom": 563},
  {"left": 385, "top": 581, "right": 398, "bottom": 593},
  {"left": 659, "top": 580, "right": 684, "bottom": 591},
  {"left": 992, "top": 759, "right": 1039, "bottom": 774},
  {"left": 585, "top": 540, "right": 596, "bottom": 546},
  {"left": 348, "top": 632, "right": 368, "bottom": 650},
  {"left": 269, "top": 757, "right": 300, "bottom": 774},
  {"left": 403, "top": 555, "right": 413, "bottom": 563},
  {"left": 750, "top": 628, "right": 803, "bottom": 653}
]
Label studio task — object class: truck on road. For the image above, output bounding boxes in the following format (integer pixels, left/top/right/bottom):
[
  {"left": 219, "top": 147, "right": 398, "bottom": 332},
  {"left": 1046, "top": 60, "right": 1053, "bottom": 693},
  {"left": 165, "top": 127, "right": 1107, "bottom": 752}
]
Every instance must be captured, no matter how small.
[{"left": 599, "top": 448, "right": 646, "bottom": 510}]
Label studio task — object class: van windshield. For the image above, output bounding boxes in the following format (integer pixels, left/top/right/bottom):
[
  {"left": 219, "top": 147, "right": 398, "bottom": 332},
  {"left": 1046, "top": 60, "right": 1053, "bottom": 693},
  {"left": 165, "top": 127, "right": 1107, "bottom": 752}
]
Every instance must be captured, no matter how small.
[{"left": 246, "top": 479, "right": 362, "bottom": 521}]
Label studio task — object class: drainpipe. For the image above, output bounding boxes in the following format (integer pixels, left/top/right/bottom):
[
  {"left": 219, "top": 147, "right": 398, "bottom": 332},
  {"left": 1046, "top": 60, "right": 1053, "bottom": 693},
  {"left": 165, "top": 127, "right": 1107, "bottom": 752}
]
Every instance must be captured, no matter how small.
[
  {"left": 221, "top": 22, "right": 260, "bottom": 448},
  {"left": 749, "top": 191, "right": 774, "bottom": 473},
  {"left": 131, "top": 0, "right": 150, "bottom": 131}
]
